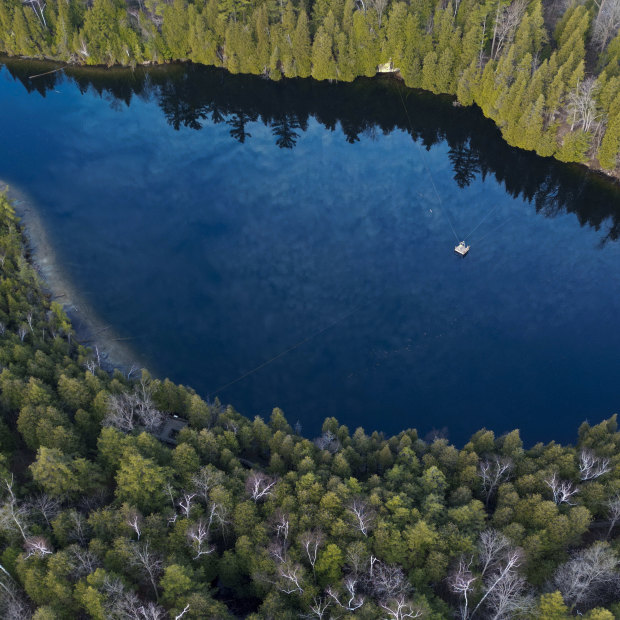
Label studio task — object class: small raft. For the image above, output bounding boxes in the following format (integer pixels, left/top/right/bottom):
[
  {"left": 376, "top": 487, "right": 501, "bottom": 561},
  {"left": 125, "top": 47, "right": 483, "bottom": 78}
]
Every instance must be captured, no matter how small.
[{"left": 455, "top": 241, "right": 470, "bottom": 256}]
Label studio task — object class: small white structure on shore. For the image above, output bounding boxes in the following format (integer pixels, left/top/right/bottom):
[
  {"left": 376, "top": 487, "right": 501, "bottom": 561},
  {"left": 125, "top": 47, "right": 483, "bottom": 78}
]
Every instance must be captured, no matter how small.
[
  {"left": 377, "top": 61, "right": 399, "bottom": 73},
  {"left": 455, "top": 241, "right": 470, "bottom": 256}
]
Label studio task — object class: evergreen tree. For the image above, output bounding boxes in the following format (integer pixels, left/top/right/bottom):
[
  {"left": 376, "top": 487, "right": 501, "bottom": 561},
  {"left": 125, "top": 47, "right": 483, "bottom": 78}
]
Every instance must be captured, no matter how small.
[
  {"left": 253, "top": 3, "right": 270, "bottom": 74},
  {"left": 598, "top": 104, "right": 620, "bottom": 169},
  {"left": 162, "top": 0, "right": 190, "bottom": 59},
  {"left": 292, "top": 10, "right": 312, "bottom": 78},
  {"left": 311, "top": 24, "right": 337, "bottom": 81}
]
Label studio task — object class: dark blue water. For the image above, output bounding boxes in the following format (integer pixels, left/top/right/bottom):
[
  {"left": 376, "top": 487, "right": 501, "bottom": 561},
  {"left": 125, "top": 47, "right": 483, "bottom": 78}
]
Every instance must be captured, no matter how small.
[{"left": 2, "top": 59, "right": 620, "bottom": 445}]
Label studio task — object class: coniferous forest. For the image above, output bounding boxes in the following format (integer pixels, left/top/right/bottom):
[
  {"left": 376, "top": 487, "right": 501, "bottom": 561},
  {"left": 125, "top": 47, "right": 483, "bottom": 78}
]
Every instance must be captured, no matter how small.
[
  {"left": 0, "top": 189, "right": 619, "bottom": 617},
  {"left": 0, "top": 0, "right": 619, "bottom": 174}
]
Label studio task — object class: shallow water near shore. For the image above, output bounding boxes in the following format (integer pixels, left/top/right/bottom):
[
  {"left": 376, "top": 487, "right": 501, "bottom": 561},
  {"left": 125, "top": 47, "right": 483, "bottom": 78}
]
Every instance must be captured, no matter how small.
[{"left": 2, "top": 58, "right": 620, "bottom": 444}]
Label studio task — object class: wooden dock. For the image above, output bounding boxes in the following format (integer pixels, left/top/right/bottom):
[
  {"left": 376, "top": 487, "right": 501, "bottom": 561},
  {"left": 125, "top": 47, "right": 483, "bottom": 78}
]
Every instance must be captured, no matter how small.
[{"left": 454, "top": 241, "right": 470, "bottom": 256}]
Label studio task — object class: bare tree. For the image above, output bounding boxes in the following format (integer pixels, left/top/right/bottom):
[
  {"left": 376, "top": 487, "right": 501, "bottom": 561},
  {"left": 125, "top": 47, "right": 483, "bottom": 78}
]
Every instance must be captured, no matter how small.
[
  {"left": 18, "top": 326, "right": 27, "bottom": 342},
  {"left": 368, "top": 0, "right": 389, "bottom": 27},
  {"left": 0, "top": 575, "right": 32, "bottom": 620},
  {"left": 544, "top": 472, "right": 579, "bottom": 505},
  {"left": 246, "top": 471, "right": 277, "bottom": 502},
  {"left": 448, "top": 556, "right": 476, "bottom": 619},
  {"left": 552, "top": 542, "right": 620, "bottom": 612},
  {"left": 478, "top": 457, "right": 513, "bottom": 505},
  {"left": 67, "top": 510, "right": 90, "bottom": 546},
  {"left": 346, "top": 541, "right": 369, "bottom": 576},
  {"left": 370, "top": 562, "right": 409, "bottom": 601},
  {"left": 104, "top": 381, "right": 164, "bottom": 434},
  {"left": 378, "top": 595, "right": 424, "bottom": 619},
  {"left": 276, "top": 562, "right": 306, "bottom": 594},
  {"left": 273, "top": 511, "right": 290, "bottom": 543},
  {"left": 104, "top": 392, "right": 137, "bottom": 432},
  {"left": 452, "top": 531, "right": 531, "bottom": 619},
  {"left": 579, "top": 449, "right": 611, "bottom": 481},
  {"left": 177, "top": 493, "right": 196, "bottom": 519},
  {"left": 85, "top": 359, "right": 97, "bottom": 375},
  {"left": 139, "top": 602, "right": 167, "bottom": 620},
  {"left": 187, "top": 518, "right": 215, "bottom": 559},
  {"left": 126, "top": 508, "right": 142, "bottom": 540},
  {"left": 326, "top": 575, "right": 365, "bottom": 612},
  {"left": 110, "top": 592, "right": 167, "bottom": 620},
  {"left": 303, "top": 596, "right": 331, "bottom": 619},
  {"left": 175, "top": 604, "right": 191, "bottom": 619},
  {"left": 102, "top": 576, "right": 148, "bottom": 619},
  {"left": 134, "top": 379, "right": 164, "bottom": 432},
  {"left": 483, "top": 568, "right": 533, "bottom": 619},
  {"left": 478, "top": 529, "right": 511, "bottom": 577},
  {"left": 24, "top": 536, "right": 53, "bottom": 559},
  {"left": 0, "top": 476, "right": 28, "bottom": 541},
  {"left": 470, "top": 547, "right": 524, "bottom": 618},
  {"left": 314, "top": 430, "right": 341, "bottom": 453},
  {"left": 68, "top": 545, "right": 101, "bottom": 579},
  {"left": 191, "top": 465, "right": 224, "bottom": 504},
  {"left": 129, "top": 541, "right": 163, "bottom": 601},
  {"left": 300, "top": 530, "right": 325, "bottom": 573},
  {"left": 22, "top": 0, "right": 47, "bottom": 28},
  {"left": 607, "top": 494, "right": 620, "bottom": 538},
  {"left": 491, "top": 0, "right": 527, "bottom": 59},
  {"left": 347, "top": 498, "right": 376, "bottom": 536},
  {"left": 592, "top": 0, "right": 620, "bottom": 52},
  {"left": 567, "top": 79, "right": 602, "bottom": 133}
]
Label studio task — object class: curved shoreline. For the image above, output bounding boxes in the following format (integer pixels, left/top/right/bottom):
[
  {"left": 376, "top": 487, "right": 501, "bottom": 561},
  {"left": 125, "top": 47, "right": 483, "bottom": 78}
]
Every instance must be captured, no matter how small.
[{"left": 0, "top": 180, "right": 146, "bottom": 374}]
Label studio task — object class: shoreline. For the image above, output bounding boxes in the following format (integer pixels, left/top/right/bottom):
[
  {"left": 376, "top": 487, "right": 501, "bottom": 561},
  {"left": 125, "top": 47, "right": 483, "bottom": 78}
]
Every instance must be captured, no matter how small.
[
  {"left": 2, "top": 55, "right": 619, "bottom": 185},
  {"left": 0, "top": 180, "right": 146, "bottom": 375}
]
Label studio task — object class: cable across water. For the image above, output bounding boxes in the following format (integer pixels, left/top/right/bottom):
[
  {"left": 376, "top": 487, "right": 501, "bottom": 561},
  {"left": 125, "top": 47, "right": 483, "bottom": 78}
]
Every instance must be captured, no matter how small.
[
  {"left": 397, "top": 86, "right": 460, "bottom": 243},
  {"left": 211, "top": 303, "right": 364, "bottom": 396}
]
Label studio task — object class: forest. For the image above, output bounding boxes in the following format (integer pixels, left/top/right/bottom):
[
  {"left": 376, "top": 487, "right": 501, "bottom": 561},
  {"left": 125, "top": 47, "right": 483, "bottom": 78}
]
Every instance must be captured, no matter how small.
[
  {"left": 0, "top": 0, "right": 620, "bottom": 174},
  {"left": 0, "top": 190, "right": 619, "bottom": 618}
]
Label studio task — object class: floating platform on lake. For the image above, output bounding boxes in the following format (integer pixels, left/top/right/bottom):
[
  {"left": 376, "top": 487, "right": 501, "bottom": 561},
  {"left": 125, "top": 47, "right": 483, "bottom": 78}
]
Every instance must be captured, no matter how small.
[{"left": 455, "top": 241, "right": 470, "bottom": 256}]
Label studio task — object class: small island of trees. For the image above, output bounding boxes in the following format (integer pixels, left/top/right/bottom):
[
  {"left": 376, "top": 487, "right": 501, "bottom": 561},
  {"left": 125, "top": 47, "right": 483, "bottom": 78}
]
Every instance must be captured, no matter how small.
[{"left": 1, "top": 190, "right": 620, "bottom": 617}]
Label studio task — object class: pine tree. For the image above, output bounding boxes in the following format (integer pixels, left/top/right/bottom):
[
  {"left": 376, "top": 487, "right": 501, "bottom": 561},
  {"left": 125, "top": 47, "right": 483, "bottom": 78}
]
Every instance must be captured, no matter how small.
[
  {"left": 556, "top": 128, "right": 591, "bottom": 163},
  {"left": 512, "top": 0, "right": 546, "bottom": 60},
  {"left": 253, "top": 4, "right": 270, "bottom": 75},
  {"left": 598, "top": 100, "right": 620, "bottom": 169},
  {"left": 399, "top": 15, "right": 426, "bottom": 87},
  {"left": 188, "top": 7, "right": 218, "bottom": 65},
  {"left": 457, "top": 59, "right": 480, "bottom": 105},
  {"left": 0, "top": 0, "right": 14, "bottom": 54},
  {"left": 337, "top": 30, "right": 356, "bottom": 81},
  {"left": 269, "top": 42, "right": 282, "bottom": 80},
  {"left": 311, "top": 25, "right": 337, "bottom": 81},
  {"left": 421, "top": 50, "right": 438, "bottom": 92},
  {"left": 162, "top": 0, "right": 190, "bottom": 59},
  {"left": 278, "top": 3, "right": 295, "bottom": 75},
  {"left": 434, "top": 47, "right": 456, "bottom": 94},
  {"left": 351, "top": 10, "right": 377, "bottom": 77},
  {"left": 292, "top": 10, "right": 312, "bottom": 78},
  {"left": 382, "top": 2, "right": 408, "bottom": 68},
  {"left": 523, "top": 94, "right": 545, "bottom": 151}
]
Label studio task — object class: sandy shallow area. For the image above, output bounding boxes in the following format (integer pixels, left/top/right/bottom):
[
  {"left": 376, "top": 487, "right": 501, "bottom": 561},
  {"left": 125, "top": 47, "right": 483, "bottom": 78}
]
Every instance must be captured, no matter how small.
[{"left": 0, "top": 180, "right": 146, "bottom": 374}]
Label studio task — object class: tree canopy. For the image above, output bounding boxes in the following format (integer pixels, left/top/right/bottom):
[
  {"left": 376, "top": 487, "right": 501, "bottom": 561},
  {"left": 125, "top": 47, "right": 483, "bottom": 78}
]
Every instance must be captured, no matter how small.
[{"left": 1, "top": 190, "right": 620, "bottom": 617}]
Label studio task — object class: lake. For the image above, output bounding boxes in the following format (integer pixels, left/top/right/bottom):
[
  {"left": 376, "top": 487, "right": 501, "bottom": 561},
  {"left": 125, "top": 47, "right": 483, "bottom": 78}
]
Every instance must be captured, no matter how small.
[{"left": 2, "top": 58, "right": 620, "bottom": 445}]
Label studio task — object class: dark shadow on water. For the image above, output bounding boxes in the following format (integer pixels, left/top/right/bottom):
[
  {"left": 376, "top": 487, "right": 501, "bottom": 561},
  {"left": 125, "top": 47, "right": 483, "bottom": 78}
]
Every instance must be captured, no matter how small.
[{"left": 3, "top": 57, "right": 620, "bottom": 244}]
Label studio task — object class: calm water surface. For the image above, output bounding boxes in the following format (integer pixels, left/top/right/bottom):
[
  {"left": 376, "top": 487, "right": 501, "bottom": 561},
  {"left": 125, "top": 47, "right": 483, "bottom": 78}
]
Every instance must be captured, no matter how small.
[{"left": 1, "top": 59, "right": 620, "bottom": 444}]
